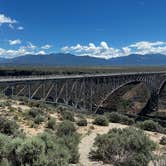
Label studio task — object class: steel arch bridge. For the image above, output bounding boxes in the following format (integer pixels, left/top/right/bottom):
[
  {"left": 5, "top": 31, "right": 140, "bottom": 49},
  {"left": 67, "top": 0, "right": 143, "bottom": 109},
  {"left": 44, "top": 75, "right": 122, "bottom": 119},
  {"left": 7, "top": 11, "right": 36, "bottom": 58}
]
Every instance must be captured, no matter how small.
[{"left": 0, "top": 72, "right": 166, "bottom": 114}]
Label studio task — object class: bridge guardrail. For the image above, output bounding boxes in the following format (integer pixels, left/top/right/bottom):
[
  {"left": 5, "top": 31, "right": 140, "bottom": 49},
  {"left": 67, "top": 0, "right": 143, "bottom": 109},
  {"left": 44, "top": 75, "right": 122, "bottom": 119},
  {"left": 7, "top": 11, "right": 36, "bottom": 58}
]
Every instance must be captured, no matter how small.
[{"left": 0, "top": 71, "right": 165, "bottom": 82}]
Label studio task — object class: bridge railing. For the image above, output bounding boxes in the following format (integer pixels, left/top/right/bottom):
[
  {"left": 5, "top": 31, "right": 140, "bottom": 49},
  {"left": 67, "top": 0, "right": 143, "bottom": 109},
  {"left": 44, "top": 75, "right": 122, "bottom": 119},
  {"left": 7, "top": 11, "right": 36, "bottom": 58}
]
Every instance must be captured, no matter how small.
[{"left": 0, "top": 71, "right": 165, "bottom": 81}]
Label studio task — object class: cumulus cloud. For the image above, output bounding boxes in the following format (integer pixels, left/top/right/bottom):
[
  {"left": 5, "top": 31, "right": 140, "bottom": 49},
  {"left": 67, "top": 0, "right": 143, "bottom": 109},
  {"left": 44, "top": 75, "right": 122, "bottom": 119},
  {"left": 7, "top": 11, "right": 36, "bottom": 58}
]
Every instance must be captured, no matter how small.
[
  {"left": 9, "top": 39, "right": 21, "bottom": 45},
  {"left": 129, "top": 41, "right": 166, "bottom": 55},
  {"left": 41, "top": 44, "right": 52, "bottom": 49},
  {"left": 0, "top": 47, "right": 34, "bottom": 58},
  {"left": 0, "top": 41, "right": 51, "bottom": 58},
  {"left": 0, "top": 14, "right": 17, "bottom": 25},
  {"left": 62, "top": 41, "right": 166, "bottom": 59},
  {"left": 62, "top": 41, "right": 128, "bottom": 59}
]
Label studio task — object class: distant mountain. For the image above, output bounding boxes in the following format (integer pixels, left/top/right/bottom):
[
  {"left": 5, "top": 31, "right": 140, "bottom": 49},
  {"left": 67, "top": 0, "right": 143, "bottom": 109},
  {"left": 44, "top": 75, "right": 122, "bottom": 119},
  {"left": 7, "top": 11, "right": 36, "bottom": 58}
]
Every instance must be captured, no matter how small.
[
  {"left": 0, "top": 57, "right": 7, "bottom": 63},
  {"left": 0, "top": 53, "right": 166, "bottom": 66},
  {"left": 6, "top": 53, "right": 107, "bottom": 66},
  {"left": 108, "top": 54, "right": 166, "bottom": 65}
]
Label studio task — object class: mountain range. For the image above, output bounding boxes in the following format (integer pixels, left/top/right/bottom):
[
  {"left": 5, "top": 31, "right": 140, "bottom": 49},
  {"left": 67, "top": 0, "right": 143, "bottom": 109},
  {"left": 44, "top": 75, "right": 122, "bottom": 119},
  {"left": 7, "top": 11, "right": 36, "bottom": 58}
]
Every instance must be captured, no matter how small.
[{"left": 0, "top": 53, "right": 166, "bottom": 66}]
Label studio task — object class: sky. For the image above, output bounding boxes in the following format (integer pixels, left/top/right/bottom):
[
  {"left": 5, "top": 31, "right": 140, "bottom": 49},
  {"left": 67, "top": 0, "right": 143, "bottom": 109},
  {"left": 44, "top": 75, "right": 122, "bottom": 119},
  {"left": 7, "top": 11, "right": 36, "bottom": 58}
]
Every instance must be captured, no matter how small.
[{"left": 0, "top": 0, "right": 166, "bottom": 59}]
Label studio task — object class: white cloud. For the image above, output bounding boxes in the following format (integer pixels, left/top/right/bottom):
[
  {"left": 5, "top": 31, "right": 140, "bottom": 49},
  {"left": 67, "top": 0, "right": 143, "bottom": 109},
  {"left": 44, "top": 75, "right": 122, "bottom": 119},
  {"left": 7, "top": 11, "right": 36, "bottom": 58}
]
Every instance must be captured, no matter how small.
[
  {"left": 36, "top": 50, "right": 46, "bottom": 55},
  {"left": 1, "top": 40, "right": 166, "bottom": 59},
  {"left": 0, "top": 14, "right": 17, "bottom": 24},
  {"left": 0, "top": 40, "right": 51, "bottom": 58},
  {"left": 0, "top": 47, "right": 34, "bottom": 58},
  {"left": 62, "top": 41, "right": 126, "bottom": 59},
  {"left": 128, "top": 41, "right": 166, "bottom": 55},
  {"left": 62, "top": 41, "right": 166, "bottom": 59},
  {"left": 0, "top": 14, "right": 17, "bottom": 25},
  {"left": 17, "top": 26, "right": 24, "bottom": 30},
  {"left": 41, "top": 44, "right": 52, "bottom": 49},
  {"left": 0, "top": 14, "right": 24, "bottom": 31},
  {"left": 9, "top": 39, "right": 21, "bottom": 45}
]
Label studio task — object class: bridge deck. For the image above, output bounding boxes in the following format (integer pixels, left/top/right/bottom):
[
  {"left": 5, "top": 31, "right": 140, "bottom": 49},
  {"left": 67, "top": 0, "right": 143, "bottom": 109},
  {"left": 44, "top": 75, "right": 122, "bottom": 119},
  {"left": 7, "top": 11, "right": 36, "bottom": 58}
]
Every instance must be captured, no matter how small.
[{"left": 0, "top": 71, "right": 165, "bottom": 83}]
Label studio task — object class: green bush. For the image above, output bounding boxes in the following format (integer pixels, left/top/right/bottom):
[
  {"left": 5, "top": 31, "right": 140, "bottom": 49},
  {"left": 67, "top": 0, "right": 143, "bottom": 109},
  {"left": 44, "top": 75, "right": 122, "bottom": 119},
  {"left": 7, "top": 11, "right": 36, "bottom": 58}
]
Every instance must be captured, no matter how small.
[
  {"left": 34, "top": 115, "right": 44, "bottom": 124},
  {"left": 120, "top": 115, "right": 135, "bottom": 125},
  {"left": 106, "top": 112, "right": 122, "bottom": 123},
  {"left": 46, "top": 144, "right": 70, "bottom": 166},
  {"left": 60, "top": 110, "right": 75, "bottom": 122},
  {"left": 90, "top": 127, "right": 156, "bottom": 166},
  {"left": 106, "top": 112, "right": 134, "bottom": 125},
  {"left": 46, "top": 117, "right": 56, "bottom": 130},
  {"left": 0, "top": 133, "right": 12, "bottom": 160},
  {"left": 38, "top": 132, "right": 70, "bottom": 165},
  {"left": 77, "top": 118, "right": 88, "bottom": 126},
  {"left": 136, "top": 120, "right": 165, "bottom": 133},
  {"left": 159, "top": 136, "right": 166, "bottom": 145},
  {"left": 57, "top": 120, "right": 76, "bottom": 136},
  {"left": 0, "top": 117, "right": 21, "bottom": 137},
  {"left": 16, "top": 137, "right": 46, "bottom": 166},
  {"left": 28, "top": 108, "right": 41, "bottom": 118},
  {"left": 57, "top": 133, "right": 80, "bottom": 164},
  {"left": 93, "top": 116, "right": 109, "bottom": 126}
]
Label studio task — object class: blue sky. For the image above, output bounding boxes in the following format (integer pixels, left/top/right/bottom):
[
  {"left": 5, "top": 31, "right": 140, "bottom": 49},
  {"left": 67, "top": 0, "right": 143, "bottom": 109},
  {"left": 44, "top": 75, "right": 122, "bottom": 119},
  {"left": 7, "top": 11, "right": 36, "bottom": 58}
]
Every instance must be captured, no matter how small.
[{"left": 0, "top": 0, "right": 166, "bottom": 59}]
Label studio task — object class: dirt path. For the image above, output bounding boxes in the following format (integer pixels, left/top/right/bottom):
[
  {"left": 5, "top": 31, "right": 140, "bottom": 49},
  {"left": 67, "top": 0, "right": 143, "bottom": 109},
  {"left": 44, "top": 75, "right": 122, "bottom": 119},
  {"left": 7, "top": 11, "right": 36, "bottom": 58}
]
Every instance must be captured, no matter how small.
[{"left": 78, "top": 123, "right": 166, "bottom": 166}]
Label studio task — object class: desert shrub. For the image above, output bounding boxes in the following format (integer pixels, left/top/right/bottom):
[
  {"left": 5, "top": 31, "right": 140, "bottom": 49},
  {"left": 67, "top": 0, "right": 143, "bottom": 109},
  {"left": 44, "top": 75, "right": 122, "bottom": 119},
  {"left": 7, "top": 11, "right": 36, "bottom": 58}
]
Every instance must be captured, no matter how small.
[
  {"left": 90, "top": 127, "right": 156, "bottom": 166},
  {"left": 34, "top": 115, "right": 44, "bottom": 124},
  {"left": 106, "top": 112, "right": 134, "bottom": 125},
  {"left": 0, "top": 117, "right": 21, "bottom": 137},
  {"left": 38, "top": 132, "right": 70, "bottom": 165},
  {"left": 28, "top": 108, "right": 41, "bottom": 118},
  {"left": 159, "top": 136, "right": 166, "bottom": 145},
  {"left": 120, "top": 115, "right": 135, "bottom": 125},
  {"left": 16, "top": 137, "right": 46, "bottom": 166},
  {"left": 93, "top": 116, "right": 109, "bottom": 126},
  {"left": 0, "top": 133, "right": 12, "bottom": 160},
  {"left": 57, "top": 133, "right": 80, "bottom": 164},
  {"left": 57, "top": 120, "right": 76, "bottom": 136},
  {"left": 60, "top": 110, "right": 75, "bottom": 122},
  {"left": 39, "top": 130, "right": 80, "bottom": 164},
  {"left": 46, "top": 144, "right": 69, "bottom": 166},
  {"left": 76, "top": 118, "right": 87, "bottom": 126},
  {"left": 0, "top": 129, "right": 79, "bottom": 166},
  {"left": 106, "top": 112, "right": 122, "bottom": 123},
  {"left": 46, "top": 117, "right": 56, "bottom": 130},
  {"left": 136, "top": 120, "right": 166, "bottom": 133}
]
